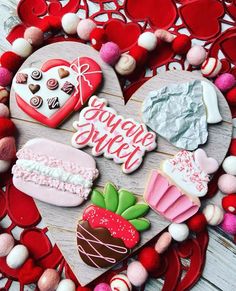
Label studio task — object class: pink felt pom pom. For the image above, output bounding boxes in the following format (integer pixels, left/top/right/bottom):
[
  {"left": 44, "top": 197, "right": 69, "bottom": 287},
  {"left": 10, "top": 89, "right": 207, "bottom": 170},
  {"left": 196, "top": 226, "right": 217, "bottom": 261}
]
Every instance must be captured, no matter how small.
[
  {"left": 218, "top": 174, "right": 236, "bottom": 194},
  {"left": 0, "top": 136, "right": 16, "bottom": 160},
  {"left": 0, "top": 103, "right": 9, "bottom": 118},
  {"left": 221, "top": 213, "right": 236, "bottom": 235},
  {"left": 100, "top": 42, "right": 121, "bottom": 65},
  {"left": 0, "top": 233, "right": 15, "bottom": 257},
  {"left": 214, "top": 73, "right": 235, "bottom": 92},
  {"left": 37, "top": 269, "right": 60, "bottom": 291},
  {"left": 24, "top": 26, "right": 44, "bottom": 46},
  {"left": 0, "top": 67, "right": 13, "bottom": 87},
  {"left": 186, "top": 45, "right": 207, "bottom": 66},
  {"left": 94, "top": 283, "right": 111, "bottom": 291},
  {"left": 127, "top": 261, "right": 148, "bottom": 287},
  {"left": 77, "top": 19, "right": 96, "bottom": 41}
]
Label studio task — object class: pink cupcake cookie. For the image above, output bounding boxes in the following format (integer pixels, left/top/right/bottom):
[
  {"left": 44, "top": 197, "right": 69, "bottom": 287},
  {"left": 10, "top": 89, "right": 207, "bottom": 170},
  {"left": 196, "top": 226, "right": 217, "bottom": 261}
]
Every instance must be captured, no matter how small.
[{"left": 144, "top": 149, "right": 219, "bottom": 223}]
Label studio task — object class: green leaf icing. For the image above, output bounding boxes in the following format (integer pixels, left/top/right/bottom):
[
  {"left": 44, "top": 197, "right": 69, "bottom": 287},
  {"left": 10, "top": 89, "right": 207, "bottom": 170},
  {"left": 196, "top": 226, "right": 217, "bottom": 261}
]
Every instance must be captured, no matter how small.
[
  {"left": 129, "top": 218, "right": 151, "bottom": 231},
  {"left": 116, "top": 189, "right": 136, "bottom": 215},
  {"left": 104, "top": 183, "right": 119, "bottom": 212},
  {"left": 121, "top": 203, "right": 149, "bottom": 220},
  {"left": 91, "top": 190, "right": 105, "bottom": 208}
]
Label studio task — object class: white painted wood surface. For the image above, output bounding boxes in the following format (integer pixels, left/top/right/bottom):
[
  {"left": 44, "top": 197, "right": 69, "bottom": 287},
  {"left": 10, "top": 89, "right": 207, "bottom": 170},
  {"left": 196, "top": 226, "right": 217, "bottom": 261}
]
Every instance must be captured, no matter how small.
[{"left": 1, "top": 0, "right": 236, "bottom": 290}]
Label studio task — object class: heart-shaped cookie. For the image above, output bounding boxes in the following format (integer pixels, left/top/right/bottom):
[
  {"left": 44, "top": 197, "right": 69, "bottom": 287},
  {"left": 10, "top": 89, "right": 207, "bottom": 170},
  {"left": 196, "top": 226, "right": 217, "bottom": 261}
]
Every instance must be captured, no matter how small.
[
  {"left": 13, "top": 57, "right": 102, "bottom": 128},
  {"left": 194, "top": 148, "right": 219, "bottom": 174}
]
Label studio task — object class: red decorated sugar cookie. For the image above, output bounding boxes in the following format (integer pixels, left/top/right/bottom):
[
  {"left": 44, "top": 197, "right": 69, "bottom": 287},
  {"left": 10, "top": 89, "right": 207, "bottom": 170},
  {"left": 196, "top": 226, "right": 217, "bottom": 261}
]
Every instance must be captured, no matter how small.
[
  {"left": 77, "top": 182, "right": 150, "bottom": 268},
  {"left": 12, "top": 57, "right": 102, "bottom": 128}
]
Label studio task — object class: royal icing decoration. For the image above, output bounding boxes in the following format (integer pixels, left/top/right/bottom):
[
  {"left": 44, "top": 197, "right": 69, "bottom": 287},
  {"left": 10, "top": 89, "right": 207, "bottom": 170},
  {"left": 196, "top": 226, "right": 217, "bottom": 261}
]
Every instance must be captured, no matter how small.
[
  {"left": 12, "top": 138, "right": 99, "bottom": 207},
  {"left": 71, "top": 96, "right": 157, "bottom": 174},
  {"left": 13, "top": 57, "right": 102, "bottom": 128},
  {"left": 77, "top": 183, "right": 150, "bottom": 268},
  {"left": 142, "top": 80, "right": 222, "bottom": 150}
]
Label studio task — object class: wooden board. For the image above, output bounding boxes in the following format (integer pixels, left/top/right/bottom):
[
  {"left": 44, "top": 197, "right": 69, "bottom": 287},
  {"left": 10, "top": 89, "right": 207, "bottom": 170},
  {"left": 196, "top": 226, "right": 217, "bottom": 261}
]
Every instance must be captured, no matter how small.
[{"left": 10, "top": 42, "right": 233, "bottom": 286}]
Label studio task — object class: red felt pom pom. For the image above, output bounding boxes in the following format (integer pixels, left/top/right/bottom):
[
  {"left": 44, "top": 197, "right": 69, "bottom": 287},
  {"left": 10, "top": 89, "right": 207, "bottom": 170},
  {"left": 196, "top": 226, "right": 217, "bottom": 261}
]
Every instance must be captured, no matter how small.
[
  {"left": 129, "top": 45, "right": 148, "bottom": 66},
  {"left": 172, "top": 34, "right": 191, "bottom": 55},
  {"left": 138, "top": 247, "right": 160, "bottom": 272},
  {"left": 187, "top": 213, "right": 207, "bottom": 233},
  {"left": 0, "top": 118, "right": 16, "bottom": 139},
  {"left": 90, "top": 27, "right": 107, "bottom": 51},
  {"left": 222, "top": 194, "right": 236, "bottom": 214},
  {"left": 77, "top": 287, "right": 92, "bottom": 291},
  {"left": 0, "top": 51, "right": 23, "bottom": 73},
  {"left": 229, "top": 139, "right": 236, "bottom": 156},
  {"left": 226, "top": 87, "right": 236, "bottom": 106}
]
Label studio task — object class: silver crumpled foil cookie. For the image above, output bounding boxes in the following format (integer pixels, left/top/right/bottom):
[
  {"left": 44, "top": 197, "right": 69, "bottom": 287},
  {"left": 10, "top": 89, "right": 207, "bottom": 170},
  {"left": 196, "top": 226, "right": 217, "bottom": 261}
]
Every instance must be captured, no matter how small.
[{"left": 142, "top": 80, "right": 208, "bottom": 150}]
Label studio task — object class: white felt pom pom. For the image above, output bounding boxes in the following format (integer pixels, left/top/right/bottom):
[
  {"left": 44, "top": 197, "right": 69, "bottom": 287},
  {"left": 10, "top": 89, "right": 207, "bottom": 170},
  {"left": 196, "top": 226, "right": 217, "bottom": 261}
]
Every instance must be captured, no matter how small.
[
  {"left": 138, "top": 32, "right": 157, "bottom": 51},
  {"left": 168, "top": 223, "right": 189, "bottom": 242},
  {"left": 61, "top": 13, "right": 80, "bottom": 35},
  {"left": 203, "top": 204, "right": 224, "bottom": 226},
  {"left": 12, "top": 38, "right": 33, "bottom": 58},
  {"left": 56, "top": 279, "right": 76, "bottom": 291},
  {"left": 222, "top": 156, "right": 236, "bottom": 176}
]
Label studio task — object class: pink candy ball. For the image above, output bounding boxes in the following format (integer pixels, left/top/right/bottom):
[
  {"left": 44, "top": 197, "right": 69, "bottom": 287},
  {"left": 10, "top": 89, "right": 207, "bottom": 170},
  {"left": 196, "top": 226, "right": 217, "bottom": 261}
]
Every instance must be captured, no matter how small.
[
  {"left": 37, "top": 269, "right": 60, "bottom": 291},
  {"left": 186, "top": 45, "right": 207, "bottom": 66},
  {"left": 218, "top": 174, "right": 236, "bottom": 194},
  {"left": 0, "top": 103, "right": 9, "bottom": 118},
  {"left": 100, "top": 42, "right": 121, "bottom": 65},
  {"left": 77, "top": 19, "right": 96, "bottom": 41},
  {"left": 214, "top": 73, "right": 235, "bottom": 92},
  {"left": 221, "top": 213, "right": 236, "bottom": 235},
  {"left": 0, "top": 233, "right": 14, "bottom": 257},
  {"left": 127, "top": 261, "right": 148, "bottom": 287},
  {"left": 94, "top": 283, "right": 111, "bottom": 291},
  {"left": 24, "top": 26, "right": 44, "bottom": 46},
  {"left": 0, "top": 67, "right": 13, "bottom": 87}
]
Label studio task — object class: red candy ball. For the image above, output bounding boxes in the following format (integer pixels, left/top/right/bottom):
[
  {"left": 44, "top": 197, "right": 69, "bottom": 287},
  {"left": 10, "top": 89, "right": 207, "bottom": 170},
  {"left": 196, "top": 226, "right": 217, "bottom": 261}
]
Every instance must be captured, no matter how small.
[
  {"left": 90, "top": 28, "right": 107, "bottom": 51},
  {"left": 226, "top": 87, "right": 236, "bottom": 106},
  {"left": 229, "top": 139, "right": 236, "bottom": 156},
  {"left": 0, "top": 118, "right": 16, "bottom": 139},
  {"left": 129, "top": 45, "right": 148, "bottom": 66},
  {"left": 187, "top": 213, "right": 207, "bottom": 233},
  {"left": 0, "top": 52, "right": 23, "bottom": 73},
  {"left": 222, "top": 194, "right": 236, "bottom": 214},
  {"left": 172, "top": 34, "right": 191, "bottom": 55},
  {"left": 138, "top": 247, "right": 160, "bottom": 272}
]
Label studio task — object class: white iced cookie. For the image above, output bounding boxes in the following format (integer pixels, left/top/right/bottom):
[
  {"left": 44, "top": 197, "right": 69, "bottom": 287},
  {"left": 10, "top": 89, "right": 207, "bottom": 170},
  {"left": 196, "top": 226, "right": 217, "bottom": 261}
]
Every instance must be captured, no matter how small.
[{"left": 201, "top": 81, "right": 222, "bottom": 124}]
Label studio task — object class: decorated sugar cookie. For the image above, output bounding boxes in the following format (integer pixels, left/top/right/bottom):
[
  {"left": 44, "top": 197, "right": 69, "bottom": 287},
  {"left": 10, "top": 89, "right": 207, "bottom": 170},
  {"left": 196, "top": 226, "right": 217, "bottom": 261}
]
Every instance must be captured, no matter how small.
[
  {"left": 77, "top": 182, "right": 150, "bottom": 268},
  {"left": 71, "top": 96, "right": 157, "bottom": 174},
  {"left": 144, "top": 149, "right": 219, "bottom": 223},
  {"left": 12, "top": 57, "right": 102, "bottom": 128},
  {"left": 142, "top": 80, "right": 222, "bottom": 150},
  {"left": 12, "top": 138, "right": 99, "bottom": 207}
]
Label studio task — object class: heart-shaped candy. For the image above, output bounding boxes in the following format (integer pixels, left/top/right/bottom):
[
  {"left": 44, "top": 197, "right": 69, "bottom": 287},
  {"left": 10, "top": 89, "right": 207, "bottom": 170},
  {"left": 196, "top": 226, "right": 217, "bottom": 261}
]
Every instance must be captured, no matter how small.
[
  {"left": 194, "top": 148, "right": 219, "bottom": 174},
  {"left": 13, "top": 57, "right": 102, "bottom": 128}
]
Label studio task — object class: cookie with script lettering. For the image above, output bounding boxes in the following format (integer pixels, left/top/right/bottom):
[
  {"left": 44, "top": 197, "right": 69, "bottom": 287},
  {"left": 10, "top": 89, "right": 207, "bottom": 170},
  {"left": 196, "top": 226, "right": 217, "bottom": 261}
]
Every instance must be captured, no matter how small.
[
  {"left": 12, "top": 57, "right": 102, "bottom": 128},
  {"left": 144, "top": 149, "right": 219, "bottom": 223},
  {"left": 77, "top": 182, "right": 150, "bottom": 268},
  {"left": 12, "top": 138, "right": 99, "bottom": 206},
  {"left": 71, "top": 96, "right": 157, "bottom": 174}
]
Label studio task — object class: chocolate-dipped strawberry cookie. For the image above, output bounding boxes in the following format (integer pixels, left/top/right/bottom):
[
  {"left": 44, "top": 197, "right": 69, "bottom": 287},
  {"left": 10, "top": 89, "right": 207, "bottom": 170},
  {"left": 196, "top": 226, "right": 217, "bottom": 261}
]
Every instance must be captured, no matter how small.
[{"left": 77, "top": 182, "right": 151, "bottom": 268}]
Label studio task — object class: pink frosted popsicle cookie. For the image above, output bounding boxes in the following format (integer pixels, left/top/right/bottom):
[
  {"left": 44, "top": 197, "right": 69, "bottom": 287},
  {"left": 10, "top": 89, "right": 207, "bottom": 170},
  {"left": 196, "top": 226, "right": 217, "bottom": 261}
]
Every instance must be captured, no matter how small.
[
  {"left": 144, "top": 149, "right": 219, "bottom": 223},
  {"left": 12, "top": 138, "right": 99, "bottom": 207}
]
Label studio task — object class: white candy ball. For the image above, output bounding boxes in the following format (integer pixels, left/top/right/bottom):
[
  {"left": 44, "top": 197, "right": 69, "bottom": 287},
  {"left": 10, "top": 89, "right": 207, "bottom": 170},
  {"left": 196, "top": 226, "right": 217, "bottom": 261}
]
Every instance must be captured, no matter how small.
[
  {"left": 12, "top": 38, "right": 33, "bottom": 58},
  {"left": 138, "top": 32, "right": 157, "bottom": 51},
  {"left": 203, "top": 204, "right": 224, "bottom": 226},
  {"left": 6, "top": 244, "right": 29, "bottom": 269},
  {"left": 56, "top": 279, "right": 76, "bottom": 291},
  {"left": 0, "top": 160, "right": 11, "bottom": 173},
  {"left": 201, "top": 57, "right": 222, "bottom": 78},
  {"left": 168, "top": 223, "right": 189, "bottom": 242},
  {"left": 61, "top": 13, "right": 80, "bottom": 35},
  {"left": 222, "top": 156, "right": 236, "bottom": 176},
  {"left": 110, "top": 274, "right": 132, "bottom": 291}
]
